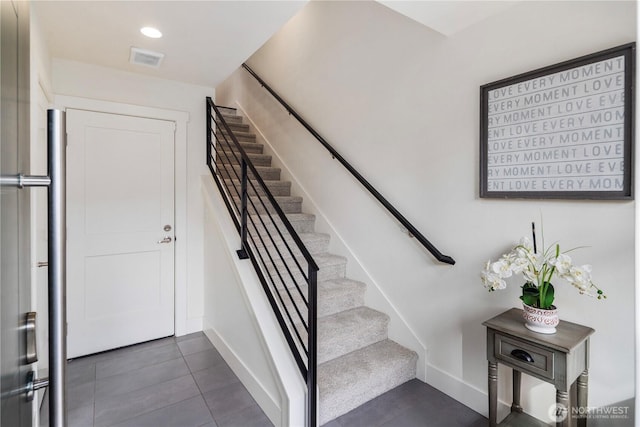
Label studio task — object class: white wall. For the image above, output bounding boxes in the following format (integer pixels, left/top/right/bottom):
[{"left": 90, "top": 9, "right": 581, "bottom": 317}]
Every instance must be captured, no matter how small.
[
  {"left": 217, "top": 0, "right": 636, "bottom": 423},
  {"left": 52, "top": 59, "right": 213, "bottom": 334}
]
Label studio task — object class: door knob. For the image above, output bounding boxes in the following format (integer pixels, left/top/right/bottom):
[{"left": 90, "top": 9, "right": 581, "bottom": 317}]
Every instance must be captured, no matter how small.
[
  {"left": 157, "top": 236, "right": 172, "bottom": 244},
  {"left": 25, "top": 371, "right": 49, "bottom": 402}
]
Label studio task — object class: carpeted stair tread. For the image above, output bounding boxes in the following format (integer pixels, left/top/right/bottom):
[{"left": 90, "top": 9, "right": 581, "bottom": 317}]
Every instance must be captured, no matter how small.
[
  {"left": 218, "top": 165, "right": 281, "bottom": 181},
  {"left": 317, "top": 307, "right": 389, "bottom": 363},
  {"left": 220, "top": 129, "right": 256, "bottom": 142},
  {"left": 234, "top": 195, "right": 303, "bottom": 215},
  {"left": 223, "top": 122, "right": 250, "bottom": 132},
  {"left": 224, "top": 179, "right": 291, "bottom": 197},
  {"left": 217, "top": 140, "right": 264, "bottom": 154},
  {"left": 219, "top": 151, "right": 272, "bottom": 167},
  {"left": 264, "top": 253, "right": 346, "bottom": 289},
  {"left": 250, "top": 231, "right": 330, "bottom": 257},
  {"left": 251, "top": 213, "right": 316, "bottom": 234},
  {"left": 318, "top": 339, "right": 418, "bottom": 424},
  {"left": 284, "top": 278, "right": 366, "bottom": 319}
]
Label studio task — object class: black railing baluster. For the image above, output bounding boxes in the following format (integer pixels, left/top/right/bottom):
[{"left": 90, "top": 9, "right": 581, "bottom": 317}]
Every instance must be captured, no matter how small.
[
  {"left": 307, "top": 267, "right": 318, "bottom": 427},
  {"left": 238, "top": 158, "right": 249, "bottom": 259}
]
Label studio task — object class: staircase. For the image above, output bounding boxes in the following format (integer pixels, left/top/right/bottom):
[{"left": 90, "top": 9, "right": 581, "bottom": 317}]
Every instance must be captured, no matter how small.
[{"left": 214, "top": 107, "right": 417, "bottom": 425}]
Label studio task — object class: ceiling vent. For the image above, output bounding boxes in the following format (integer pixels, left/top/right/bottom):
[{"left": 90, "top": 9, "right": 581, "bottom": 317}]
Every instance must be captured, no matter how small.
[{"left": 129, "top": 47, "right": 164, "bottom": 68}]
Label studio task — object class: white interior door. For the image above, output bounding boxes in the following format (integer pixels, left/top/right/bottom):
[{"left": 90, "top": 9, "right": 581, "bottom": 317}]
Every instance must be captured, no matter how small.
[{"left": 67, "top": 109, "right": 175, "bottom": 358}]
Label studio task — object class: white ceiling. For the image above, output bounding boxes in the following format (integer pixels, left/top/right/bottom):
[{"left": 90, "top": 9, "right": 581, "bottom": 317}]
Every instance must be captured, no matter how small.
[
  {"left": 34, "top": 1, "right": 518, "bottom": 89},
  {"left": 33, "top": 0, "right": 308, "bottom": 88},
  {"left": 377, "top": 1, "right": 519, "bottom": 36}
]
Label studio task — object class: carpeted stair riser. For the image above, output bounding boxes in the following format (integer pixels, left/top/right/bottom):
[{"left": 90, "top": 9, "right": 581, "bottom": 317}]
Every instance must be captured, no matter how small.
[
  {"left": 232, "top": 195, "right": 303, "bottom": 215},
  {"left": 220, "top": 129, "right": 256, "bottom": 143},
  {"left": 217, "top": 151, "right": 272, "bottom": 167},
  {"left": 214, "top": 109, "right": 418, "bottom": 426},
  {"left": 253, "top": 213, "right": 317, "bottom": 235},
  {"left": 262, "top": 253, "right": 347, "bottom": 290},
  {"left": 220, "top": 111, "right": 242, "bottom": 120},
  {"left": 284, "top": 278, "right": 366, "bottom": 318},
  {"left": 223, "top": 122, "right": 250, "bottom": 133},
  {"left": 314, "top": 307, "right": 390, "bottom": 364},
  {"left": 318, "top": 340, "right": 418, "bottom": 425},
  {"left": 224, "top": 179, "right": 291, "bottom": 197},
  {"left": 218, "top": 165, "right": 281, "bottom": 181},
  {"left": 250, "top": 231, "right": 330, "bottom": 258},
  {"left": 216, "top": 140, "right": 264, "bottom": 154}
]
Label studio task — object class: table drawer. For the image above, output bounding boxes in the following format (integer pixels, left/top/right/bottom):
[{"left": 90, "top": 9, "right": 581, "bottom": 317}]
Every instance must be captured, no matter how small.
[{"left": 494, "top": 333, "right": 555, "bottom": 380}]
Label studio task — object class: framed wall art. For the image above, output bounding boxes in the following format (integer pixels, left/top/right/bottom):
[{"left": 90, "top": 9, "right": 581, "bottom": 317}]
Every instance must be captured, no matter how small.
[{"left": 480, "top": 43, "right": 635, "bottom": 199}]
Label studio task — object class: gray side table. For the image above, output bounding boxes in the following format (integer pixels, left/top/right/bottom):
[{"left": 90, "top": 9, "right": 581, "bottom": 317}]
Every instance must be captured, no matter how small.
[{"left": 483, "top": 308, "right": 595, "bottom": 427}]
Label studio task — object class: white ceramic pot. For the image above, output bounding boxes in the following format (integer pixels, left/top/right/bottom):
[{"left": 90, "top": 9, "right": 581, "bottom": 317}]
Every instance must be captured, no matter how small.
[{"left": 522, "top": 303, "right": 559, "bottom": 334}]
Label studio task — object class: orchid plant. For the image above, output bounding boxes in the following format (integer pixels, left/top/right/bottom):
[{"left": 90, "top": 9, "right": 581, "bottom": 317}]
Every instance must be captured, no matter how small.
[{"left": 481, "top": 235, "right": 605, "bottom": 309}]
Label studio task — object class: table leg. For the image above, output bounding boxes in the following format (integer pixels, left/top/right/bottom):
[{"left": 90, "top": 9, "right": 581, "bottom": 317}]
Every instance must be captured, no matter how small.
[
  {"left": 556, "top": 390, "right": 570, "bottom": 427},
  {"left": 576, "top": 369, "right": 589, "bottom": 427},
  {"left": 489, "top": 361, "right": 498, "bottom": 427},
  {"left": 511, "top": 370, "right": 523, "bottom": 413}
]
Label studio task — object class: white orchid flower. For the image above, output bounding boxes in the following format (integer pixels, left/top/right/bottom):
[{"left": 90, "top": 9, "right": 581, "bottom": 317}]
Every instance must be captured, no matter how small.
[
  {"left": 550, "top": 253, "right": 572, "bottom": 274},
  {"left": 564, "top": 265, "right": 593, "bottom": 291},
  {"left": 481, "top": 270, "right": 506, "bottom": 291},
  {"left": 519, "top": 236, "right": 533, "bottom": 251},
  {"left": 491, "top": 259, "right": 513, "bottom": 278}
]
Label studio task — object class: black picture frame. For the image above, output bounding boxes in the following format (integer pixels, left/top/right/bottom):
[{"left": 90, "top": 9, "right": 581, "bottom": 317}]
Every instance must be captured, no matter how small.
[{"left": 480, "top": 43, "right": 635, "bottom": 199}]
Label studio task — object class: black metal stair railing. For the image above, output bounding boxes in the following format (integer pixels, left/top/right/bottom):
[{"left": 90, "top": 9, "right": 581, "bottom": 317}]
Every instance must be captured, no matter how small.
[
  {"left": 241, "top": 63, "right": 455, "bottom": 265},
  {"left": 206, "top": 97, "right": 318, "bottom": 427}
]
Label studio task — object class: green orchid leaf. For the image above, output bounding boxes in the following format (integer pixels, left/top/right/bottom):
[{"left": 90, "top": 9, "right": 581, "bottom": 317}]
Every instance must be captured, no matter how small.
[
  {"left": 541, "top": 283, "right": 555, "bottom": 309},
  {"left": 520, "top": 283, "right": 539, "bottom": 307}
]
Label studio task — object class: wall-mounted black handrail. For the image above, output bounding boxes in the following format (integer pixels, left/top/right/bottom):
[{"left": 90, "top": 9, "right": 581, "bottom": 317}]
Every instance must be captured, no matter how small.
[
  {"left": 242, "top": 63, "right": 455, "bottom": 265},
  {"left": 206, "top": 97, "right": 318, "bottom": 427}
]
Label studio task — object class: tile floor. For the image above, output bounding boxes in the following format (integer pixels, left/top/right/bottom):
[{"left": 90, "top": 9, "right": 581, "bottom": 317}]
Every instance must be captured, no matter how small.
[{"left": 39, "top": 332, "right": 486, "bottom": 427}]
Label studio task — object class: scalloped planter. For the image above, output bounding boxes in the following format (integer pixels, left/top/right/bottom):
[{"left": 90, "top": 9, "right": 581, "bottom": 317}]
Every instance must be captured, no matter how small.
[{"left": 522, "top": 303, "right": 559, "bottom": 334}]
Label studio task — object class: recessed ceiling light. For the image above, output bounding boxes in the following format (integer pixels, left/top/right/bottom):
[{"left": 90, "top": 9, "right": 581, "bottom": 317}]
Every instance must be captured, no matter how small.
[{"left": 140, "top": 27, "right": 162, "bottom": 39}]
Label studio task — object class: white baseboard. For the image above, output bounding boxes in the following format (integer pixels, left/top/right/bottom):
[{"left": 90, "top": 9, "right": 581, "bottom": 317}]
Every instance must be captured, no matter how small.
[
  {"left": 203, "top": 327, "right": 282, "bottom": 426},
  {"left": 425, "top": 362, "right": 510, "bottom": 421}
]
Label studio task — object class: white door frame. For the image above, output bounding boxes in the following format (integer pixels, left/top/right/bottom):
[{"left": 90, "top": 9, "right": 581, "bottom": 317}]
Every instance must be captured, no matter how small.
[{"left": 54, "top": 95, "right": 190, "bottom": 336}]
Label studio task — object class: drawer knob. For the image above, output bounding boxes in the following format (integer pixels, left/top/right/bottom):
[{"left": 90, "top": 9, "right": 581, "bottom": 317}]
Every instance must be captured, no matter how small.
[{"left": 511, "top": 349, "right": 534, "bottom": 363}]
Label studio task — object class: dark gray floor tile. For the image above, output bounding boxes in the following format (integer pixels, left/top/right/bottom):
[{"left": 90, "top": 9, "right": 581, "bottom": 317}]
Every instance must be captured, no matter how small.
[
  {"left": 215, "top": 404, "right": 274, "bottom": 427},
  {"left": 178, "top": 335, "right": 214, "bottom": 356},
  {"left": 382, "top": 398, "right": 484, "bottom": 427},
  {"left": 67, "top": 361, "right": 96, "bottom": 386},
  {"left": 68, "top": 336, "right": 176, "bottom": 367},
  {"left": 94, "top": 374, "right": 201, "bottom": 427},
  {"left": 198, "top": 422, "right": 219, "bottom": 427},
  {"left": 204, "top": 381, "right": 257, "bottom": 422},
  {"left": 332, "top": 397, "right": 399, "bottom": 427},
  {"left": 95, "top": 356, "right": 190, "bottom": 399},
  {"left": 68, "top": 404, "right": 94, "bottom": 427},
  {"left": 110, "top": 396, "right": 215, "bottom": 427},
  {"left": 176, "top": 331, "right": 206, "bottom": 342},
  {"left": 95, "top": 342, "right": 182, "bottom": 379},
  {"left": 193, "top": 362, "right": 240, "bottom": 393},
  {"left": 321, "top": 420, "right": 342, "bottom": 427},
  {"left": 67, "top": 380, "right": 95, "bottom": 411},
  {"left": 185, "top": 348, "right": 225, "bottom": 373}
]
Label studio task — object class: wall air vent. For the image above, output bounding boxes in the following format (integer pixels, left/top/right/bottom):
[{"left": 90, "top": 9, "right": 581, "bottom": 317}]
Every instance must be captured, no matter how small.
[{"left": 129, "top": 47, "right": 164, "bottom": 68}]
